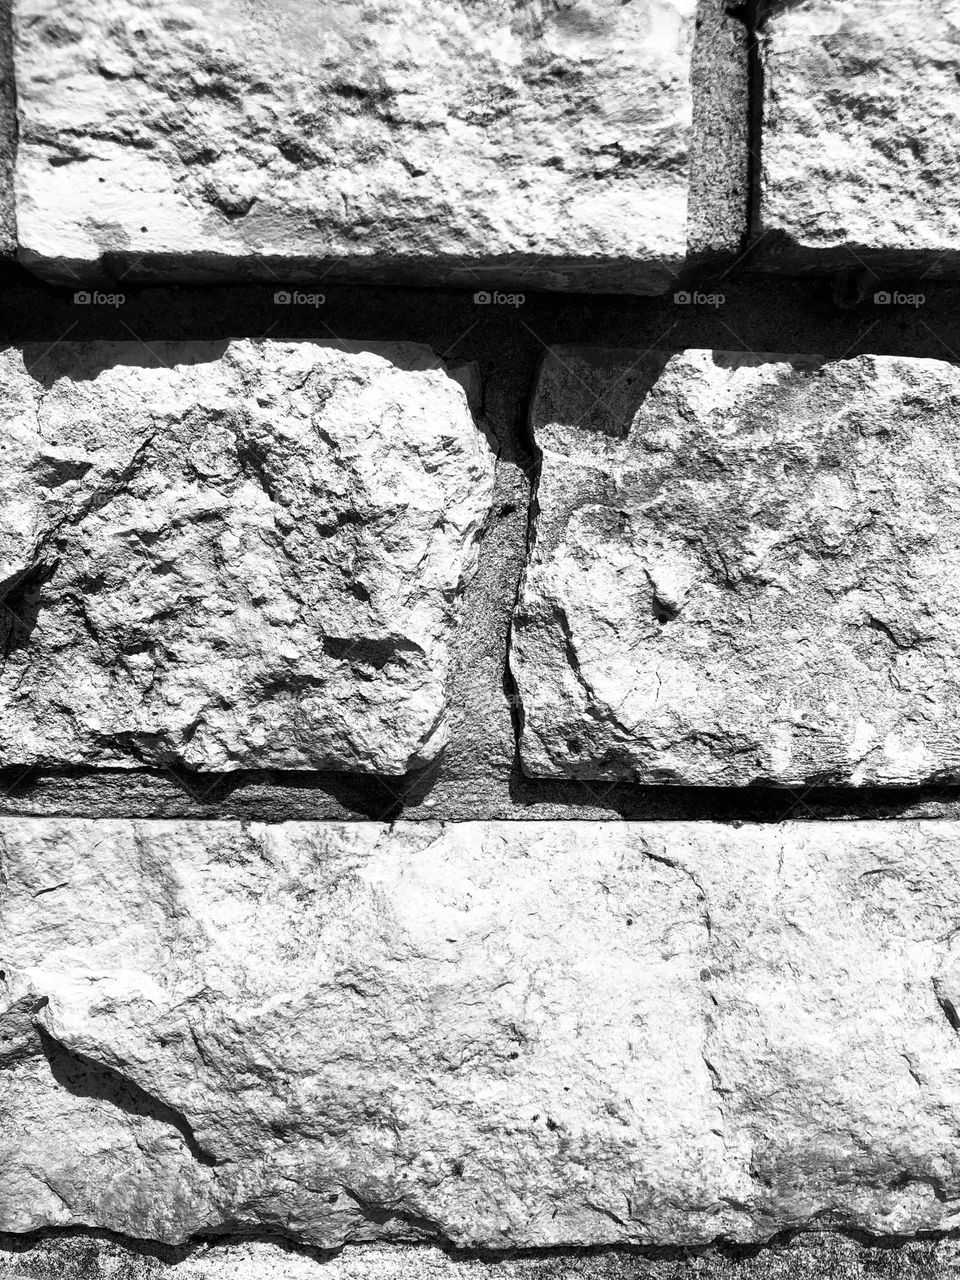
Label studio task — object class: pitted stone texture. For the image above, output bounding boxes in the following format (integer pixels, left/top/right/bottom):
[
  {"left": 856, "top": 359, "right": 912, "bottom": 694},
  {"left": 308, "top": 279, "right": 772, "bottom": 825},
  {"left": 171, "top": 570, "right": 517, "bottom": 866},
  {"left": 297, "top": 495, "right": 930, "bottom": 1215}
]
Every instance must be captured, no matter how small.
[
  {"left": 512, "top": 348, "right": 960, "bottom": 785},
  {"left": 6, "top": 820, "right": 960, "bottom": 1245},
  {"left": 14, "top": 0, "right": 695, "bottom": 293},
  {"left": 0, "top": 340, "right": 494, "bottom": 773},
  {"left": 0, "top": 0, "right": 15, "bottom": 259},
  {"left": 756, "top": 0, "right": 960, "bottom": 274}
]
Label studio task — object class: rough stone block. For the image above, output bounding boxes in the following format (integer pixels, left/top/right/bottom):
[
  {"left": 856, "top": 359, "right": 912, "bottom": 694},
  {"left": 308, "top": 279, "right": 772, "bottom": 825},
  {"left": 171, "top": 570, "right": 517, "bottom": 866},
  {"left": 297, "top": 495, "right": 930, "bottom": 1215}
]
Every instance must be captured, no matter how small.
[
  {"left": 755, "top": 0, "right": 960, "bottom": 275},
  {"left": 0, "top": 340, "right": 494, "bottom": 773},
  {"left": 5, "top": 819, "right": 960, "bottom": 1245},
  {"left": 13, "top": 0, "right": 696, "bottom": 293},
  {"left": 512, "top": 348, "right": 960, "bottom": 785}
]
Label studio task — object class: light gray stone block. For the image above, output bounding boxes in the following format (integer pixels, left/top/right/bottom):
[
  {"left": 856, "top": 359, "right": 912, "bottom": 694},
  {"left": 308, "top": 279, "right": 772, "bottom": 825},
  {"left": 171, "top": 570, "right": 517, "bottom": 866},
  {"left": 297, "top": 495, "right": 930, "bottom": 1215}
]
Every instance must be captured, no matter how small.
[
  {"left": 5, "top": 820, "right": 960, "bottom": 1246},
  {"left": 0, "top": 340, "right": 494, "bottom": 773},
  {"left": 13, "top": 0, "right": 697, "bottom": 293},
  {"left": 755, "top": 0, "right": 960, "bottom": 275},
  {"left": 512, "top": 347, "right": 960, "bottom": 784}
]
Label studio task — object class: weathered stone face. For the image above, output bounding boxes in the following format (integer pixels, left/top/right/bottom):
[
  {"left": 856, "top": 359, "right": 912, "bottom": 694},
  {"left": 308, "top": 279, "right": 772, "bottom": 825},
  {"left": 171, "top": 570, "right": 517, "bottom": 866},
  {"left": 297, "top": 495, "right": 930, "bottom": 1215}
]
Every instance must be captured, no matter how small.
[
  {"left": 13, "top": 0, "right": 695, "bottom": 293},
  {"left": 0, "top": 340, "right": 494, "bottom": 773},
  {"left": 512, "top": 348, "right": 960, "bottom": 785},
  {"left": 5, "top": 819, "right": 960, "bottom": 1246},
  {"left": 756, "top": 0, "right": 960, "bottom": 274}
]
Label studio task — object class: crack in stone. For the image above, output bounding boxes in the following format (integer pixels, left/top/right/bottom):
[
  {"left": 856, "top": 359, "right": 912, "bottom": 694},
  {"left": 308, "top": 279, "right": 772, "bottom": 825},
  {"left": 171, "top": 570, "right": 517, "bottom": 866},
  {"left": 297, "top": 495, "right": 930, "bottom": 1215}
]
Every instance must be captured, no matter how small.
[
  {"left": 637, "top": 838, "right": 725, "bottom": 1186},
  {"left": 340, "top": 1186, "right": 446, "bottom": 1238},
  {"left": 932, "top": 976, "right": 960, "bottom": 1033}
]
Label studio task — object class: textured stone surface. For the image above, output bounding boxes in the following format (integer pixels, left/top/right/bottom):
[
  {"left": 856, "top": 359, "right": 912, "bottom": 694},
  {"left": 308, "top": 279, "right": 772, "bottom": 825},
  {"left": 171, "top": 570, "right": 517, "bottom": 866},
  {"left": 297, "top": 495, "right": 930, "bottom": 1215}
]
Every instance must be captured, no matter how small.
[
  {"left": 0, "top": 340, "right": 494, "bottom": 773},
  {"left": 512, "top": 348, "right": 960, "bottom": 785},
  {"left": 13, "top": 0, "right": 696, "bottom": 293},
  {"left": 687, "top": 0, "right": 748, "bottom": 262},
  {"left": 7, "top": 819, "right": 960, "bottom": 1246},
  {"left": 756, "top": 0, "right": 960, "bottom": 274}
]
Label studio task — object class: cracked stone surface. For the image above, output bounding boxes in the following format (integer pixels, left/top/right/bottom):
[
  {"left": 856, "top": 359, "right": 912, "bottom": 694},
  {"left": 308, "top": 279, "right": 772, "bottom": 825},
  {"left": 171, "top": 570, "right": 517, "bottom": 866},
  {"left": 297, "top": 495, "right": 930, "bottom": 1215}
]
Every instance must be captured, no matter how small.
[
  {"left": 756, "top": 0, "right": 960, "bottom": 275},
  {"left": 0, "top": 340, "right": 494, "bottom": 773},
  {"left": 13, "top": 0, "right": 695, "bottom": 293},
  {"left": 6, "top": 819, "right": 960, "bottom": 1246},
  {"left": 511, "top": 348, "right": 960, "bottom": 785}
]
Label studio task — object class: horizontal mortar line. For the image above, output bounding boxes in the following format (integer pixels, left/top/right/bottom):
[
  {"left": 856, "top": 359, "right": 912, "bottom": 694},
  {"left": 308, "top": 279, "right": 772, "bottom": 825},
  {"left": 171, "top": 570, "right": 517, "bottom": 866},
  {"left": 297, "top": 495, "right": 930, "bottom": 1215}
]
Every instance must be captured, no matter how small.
[
  {"left": 1, "top": 773, "right": 959, "bottom": 820},
  {"left": 5, "top": 1223, "right": 960, "bottom": 1262},
  {"left": 0, "top": 271, "right": 958, "bottom": 331},
  {"left": 2, "top": 768, "right": 959, "bottom": 792}
]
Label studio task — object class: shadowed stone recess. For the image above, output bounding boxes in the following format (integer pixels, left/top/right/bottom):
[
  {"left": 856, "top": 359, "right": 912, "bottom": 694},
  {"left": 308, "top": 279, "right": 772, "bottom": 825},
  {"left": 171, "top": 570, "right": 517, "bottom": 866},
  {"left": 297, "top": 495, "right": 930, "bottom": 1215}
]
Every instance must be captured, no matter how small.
[
  {"left": 0, "top": 340, "right": 494, "bottom": 772},
  {"left": 755, "top": 0, "right": 960, "bottom": 275},
  {"left": 512, "top": 348, "right": 960, "bottom": 785},
  {"left": 5, "top": 819, "right": 960, "bottom": 1245},
  {"left": 13, "top": 0, "right": 696, "bottom": 293}
]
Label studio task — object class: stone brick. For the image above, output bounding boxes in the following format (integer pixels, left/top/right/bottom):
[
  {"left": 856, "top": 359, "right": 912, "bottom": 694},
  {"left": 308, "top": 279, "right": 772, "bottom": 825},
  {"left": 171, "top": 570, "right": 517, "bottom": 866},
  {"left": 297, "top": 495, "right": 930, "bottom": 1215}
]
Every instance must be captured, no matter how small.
[
  {"left": 5, "top": 819, "right": 960, "bottom": 1244},
  {"left": 13, "top": 0, "right": 696, "bottom": 293},
  {"left": 0, "top": 340, "right": 494, "bottom": 773},
  {"left": 512, "top": 347, "right": 960, "bottom": 785},
  {"left": 756, "top": 0, "right": 960, "bottom": 275}
]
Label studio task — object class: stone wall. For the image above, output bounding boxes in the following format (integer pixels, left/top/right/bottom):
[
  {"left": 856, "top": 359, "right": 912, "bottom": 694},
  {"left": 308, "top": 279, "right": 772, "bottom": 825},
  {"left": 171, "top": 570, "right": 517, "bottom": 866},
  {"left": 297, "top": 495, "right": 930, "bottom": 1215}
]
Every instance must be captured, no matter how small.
[{"left": 4, "top": 3, "right": 960, "bottom": 1279}]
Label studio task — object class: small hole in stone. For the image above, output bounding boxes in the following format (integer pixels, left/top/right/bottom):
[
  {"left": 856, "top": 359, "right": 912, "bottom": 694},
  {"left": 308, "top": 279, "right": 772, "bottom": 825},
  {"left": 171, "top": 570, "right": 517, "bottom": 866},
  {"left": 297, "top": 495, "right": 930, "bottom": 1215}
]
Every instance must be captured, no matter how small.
[
  {"left": 625, "top": 918, "right": 633, "bottom": 926},
  {"left": 651, "top": 595, "right": 680, "bottom": 625},
  {"left": 566, "top": 737, "right": 582, "bottom": 753}
]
